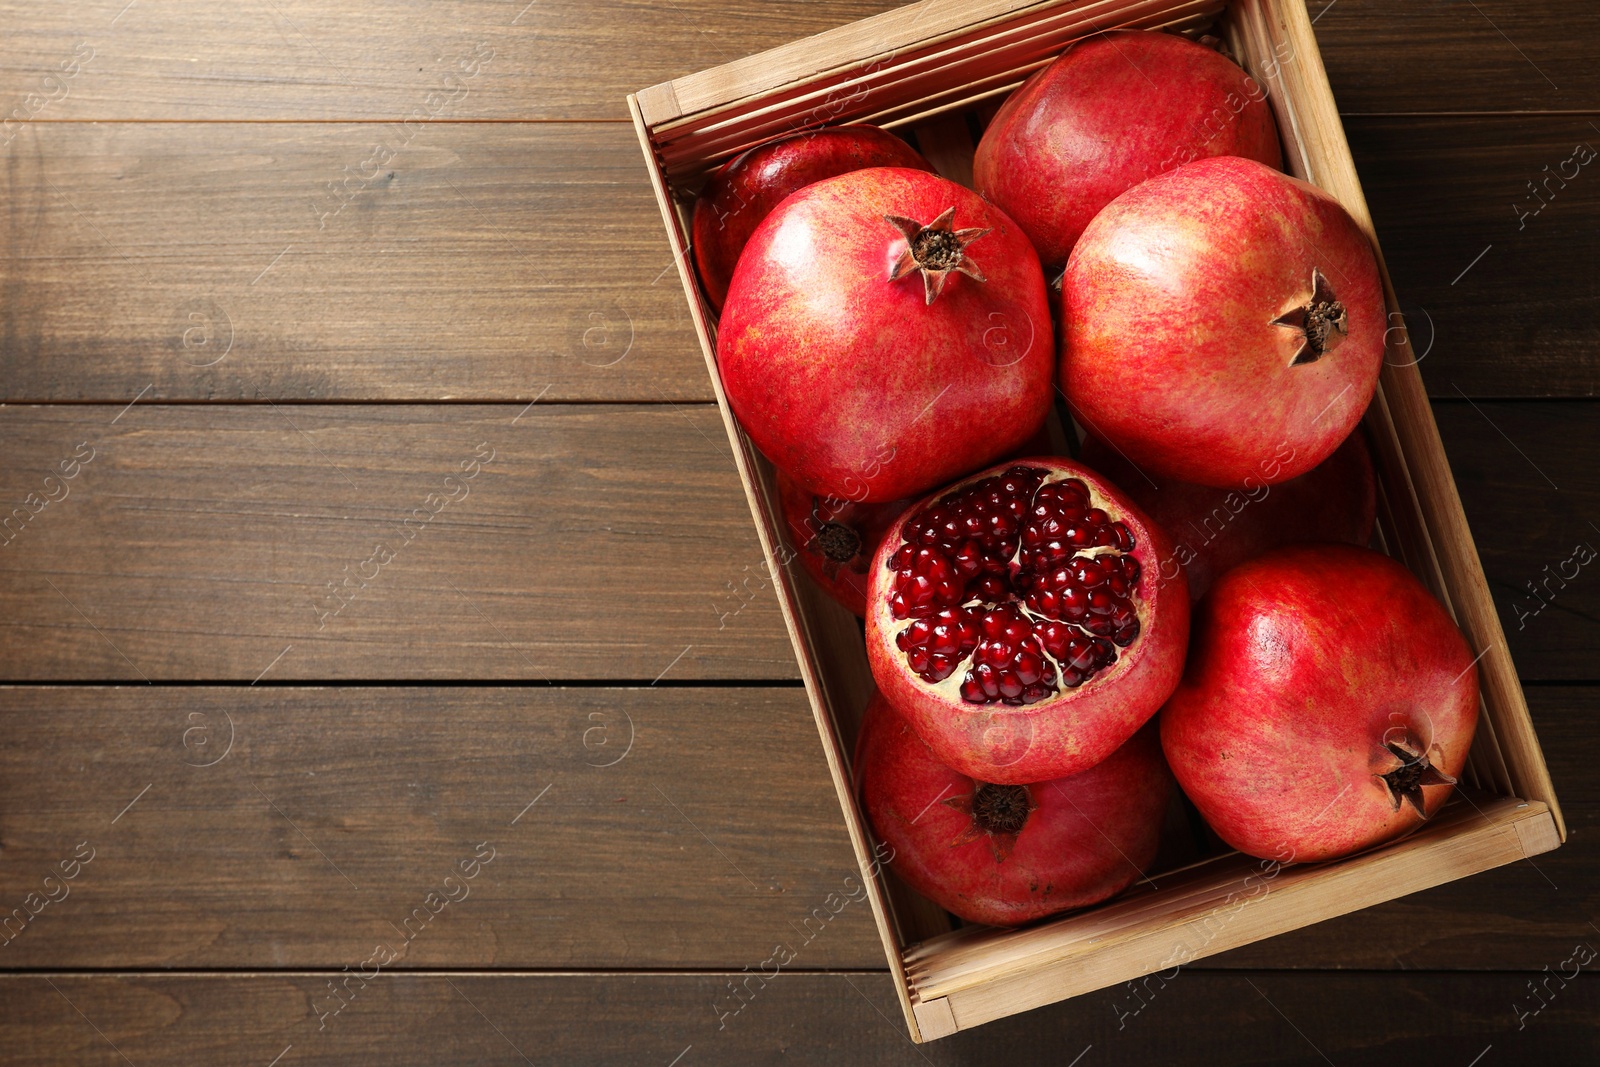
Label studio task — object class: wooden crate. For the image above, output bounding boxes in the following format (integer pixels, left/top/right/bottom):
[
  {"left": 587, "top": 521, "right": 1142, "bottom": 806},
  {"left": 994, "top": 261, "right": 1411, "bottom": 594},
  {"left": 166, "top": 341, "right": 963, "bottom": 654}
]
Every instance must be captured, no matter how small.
[{"left": 630, "top": 0, "right": 1564, "bottom": 1041}]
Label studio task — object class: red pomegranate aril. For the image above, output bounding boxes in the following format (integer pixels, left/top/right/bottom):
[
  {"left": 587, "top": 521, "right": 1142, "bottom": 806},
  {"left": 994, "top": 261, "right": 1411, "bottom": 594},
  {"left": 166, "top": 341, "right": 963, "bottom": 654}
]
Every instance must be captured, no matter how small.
[
  {"left": 867, "top": 458, "right": 1190, "bottom": 783},
  {"left": 887, "top": 468, "right": 1145, "bottom": 687},
  {"left": 1076, "top": 432, "right": 1377, "bottom": 603}
]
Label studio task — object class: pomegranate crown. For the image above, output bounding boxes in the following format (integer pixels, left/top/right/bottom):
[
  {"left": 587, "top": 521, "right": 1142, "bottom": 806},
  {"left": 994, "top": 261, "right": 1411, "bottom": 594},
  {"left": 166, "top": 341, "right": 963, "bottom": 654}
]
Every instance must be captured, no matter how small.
[{"left": 885, "top": 207, "right": 991, "bottom": 305}]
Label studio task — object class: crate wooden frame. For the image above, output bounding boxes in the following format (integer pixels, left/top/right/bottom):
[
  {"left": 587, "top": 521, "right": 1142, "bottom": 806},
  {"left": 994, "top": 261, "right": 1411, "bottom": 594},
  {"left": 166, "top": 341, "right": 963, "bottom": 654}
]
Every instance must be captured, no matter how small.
[{"left": 630, "top": 0, "right": 1564, "bottom": 1041}]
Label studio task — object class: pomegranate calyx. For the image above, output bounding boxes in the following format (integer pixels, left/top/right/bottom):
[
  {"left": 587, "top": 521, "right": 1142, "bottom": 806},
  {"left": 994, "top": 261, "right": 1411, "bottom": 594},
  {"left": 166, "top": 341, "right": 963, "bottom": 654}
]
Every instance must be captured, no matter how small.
[
  {"left": 1271, "top": 268, "right": 1348, "bottom": 366},
  {"left": 886, "top": 207, "right": 992, "bottom": 305},
  {"left": 807, "top": 496, "right": 866, "bottom": 568},
  {"left": 944, "top": 782, "right": 1034, "bottom": 862},
  {"left": 812, "top": 520, "right": 863, "bottom": 564},
  {"left": 1377, "top": 741, "right": 1457, "bottom": 816}
]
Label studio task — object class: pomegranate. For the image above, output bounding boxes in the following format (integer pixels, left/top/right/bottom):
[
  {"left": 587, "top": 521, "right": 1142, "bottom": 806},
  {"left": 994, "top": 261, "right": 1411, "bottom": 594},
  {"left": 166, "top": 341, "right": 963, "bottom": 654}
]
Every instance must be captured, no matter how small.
[
  {"left": 776, "top": 424, "right": 1055, "bottom": 617},
  {"left": 1078, "top": 430, "right": 1377, "bottom": 602},
  {"left": 975, "top": 30, "right": 1280, "bottom": 267},
  {"left": 777, "top": 471, "right": 910, "bottom": 618},
  {"left": 691, "top": 125, "right": 933, "bottom": 311},
  {"left": 857, "top": 691, "right": 1172, "bottom": 926},
  {"left": 1161, "top": 544, "right": 1479, "bottom": 863},
  {"left": 718, "top": 167, "right": 1053, "bottom": 504},
  {"left": 1060, "top": 155, "right": 1386, "bottom": 489},
  {"left": 864, "top": 458, "right": 1189, "bottom": 784}
]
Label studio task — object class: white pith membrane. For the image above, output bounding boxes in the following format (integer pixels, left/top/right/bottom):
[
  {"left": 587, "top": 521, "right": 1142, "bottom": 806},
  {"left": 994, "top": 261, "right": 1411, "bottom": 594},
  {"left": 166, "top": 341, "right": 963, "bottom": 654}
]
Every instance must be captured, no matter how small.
[{"left": 877, "top": 466, "right": 1148, "bottom": 707}]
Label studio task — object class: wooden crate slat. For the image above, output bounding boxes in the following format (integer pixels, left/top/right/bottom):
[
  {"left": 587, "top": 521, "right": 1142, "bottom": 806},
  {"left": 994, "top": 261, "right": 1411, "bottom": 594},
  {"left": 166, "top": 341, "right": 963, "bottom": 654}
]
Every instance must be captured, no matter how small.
[
  {"left": 647, "top": 0, "right": 1226, "bottom": 181},
  {"left": 1245, "top": 0, "right": 1563, "bottom": 837},
  {"left": 916, "top": 799, "right": 1559, "bottom": 1029}
]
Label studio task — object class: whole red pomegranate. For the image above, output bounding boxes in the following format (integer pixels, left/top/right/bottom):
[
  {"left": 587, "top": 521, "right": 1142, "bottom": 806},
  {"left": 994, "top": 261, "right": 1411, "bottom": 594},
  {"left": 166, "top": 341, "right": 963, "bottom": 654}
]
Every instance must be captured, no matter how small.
[
  {"left": 865, "top": 458, "right": 1189, "bottom": 784},
  {"left": 692, "top": 126, "right": 933, "bottom": 311},
  {"left": 1061, "top": 155, "right": 1386, "bottom": 489},
  {"left": 1078, "top": 430, "right": 1377, "bottom": 602},
  {"left": 975, "top": 30, "right": 1280, "bottom": 267},
  {"left": 1161, "top": 544, "right": 1479, "bottom": 863},
  {"left": 776, "top": 471, "right": 910, "bottom": 618},
  {"left": 857, "top": 691, "right": 1172, "bottom": 926},
  {"left": 718, "top": 167, "right": 1053, "bottom": 504}
]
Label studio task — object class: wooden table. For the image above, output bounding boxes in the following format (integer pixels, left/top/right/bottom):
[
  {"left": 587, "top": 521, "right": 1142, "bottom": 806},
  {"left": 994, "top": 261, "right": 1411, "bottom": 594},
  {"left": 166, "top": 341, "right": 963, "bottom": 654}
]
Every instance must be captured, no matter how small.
[{"left": 0, "top": 2, "right": 1595, "bottom": 1062}]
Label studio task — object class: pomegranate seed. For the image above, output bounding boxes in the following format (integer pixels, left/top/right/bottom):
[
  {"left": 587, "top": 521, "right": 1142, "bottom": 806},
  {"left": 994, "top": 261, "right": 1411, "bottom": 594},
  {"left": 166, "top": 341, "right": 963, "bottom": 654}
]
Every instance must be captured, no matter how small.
[{"left": 889, "top": 466, "right": 1143, "bottom": 703}]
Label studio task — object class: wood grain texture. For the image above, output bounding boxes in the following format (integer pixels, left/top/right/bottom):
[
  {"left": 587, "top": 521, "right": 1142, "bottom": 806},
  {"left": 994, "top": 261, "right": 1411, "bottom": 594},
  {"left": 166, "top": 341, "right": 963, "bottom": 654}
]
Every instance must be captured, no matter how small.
[
  {"left": 0, "top": 401, "right": 1591, "bottom": 681},
  {"left": 0, "top": 118, "right": 1592, "bottom": 401},
  {"left": 0, "top": 122, "right": 708, "bottom": 402},
  {"left": 1, "top": 971, "right": 1595, "bottom": 1064},
  {"left": 0, "top": 404, "right": 797, "bottom": 680},
  {"left": 0, "top": 686, "right": 1589, "bottom": 972},
  {"left": 1434, "top": 402, "right": 1600, "bottom": 681},
  {"left": 0, "top": 686, "right": 884, "bottom": 969},
  {"left": 0, "top": 0, "right": 1594, "bottom": 1054},
  {"left": 0, "top": 1, "right": 1593, "bottom": 121},
  {"left": 1350, "top": 116, "right": 1600, "bottom": 399},
  {"left": 1315, "top": 0, "right": 1596, "bottom": 114},
  {"left": 0, "top": 0, "right": 903, "bottom": 122}
]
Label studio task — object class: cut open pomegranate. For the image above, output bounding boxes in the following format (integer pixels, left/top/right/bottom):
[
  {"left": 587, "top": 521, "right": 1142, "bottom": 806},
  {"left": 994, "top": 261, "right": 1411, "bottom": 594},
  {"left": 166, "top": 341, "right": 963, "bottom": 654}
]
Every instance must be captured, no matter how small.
[{"left": 866, "top": 458, "right": 1189, "bottom": 784}]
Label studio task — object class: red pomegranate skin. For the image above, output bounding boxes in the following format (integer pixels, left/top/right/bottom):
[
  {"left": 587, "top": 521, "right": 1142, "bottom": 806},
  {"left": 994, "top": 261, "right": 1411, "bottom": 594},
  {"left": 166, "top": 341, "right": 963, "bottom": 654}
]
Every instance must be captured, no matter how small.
[
  {"left": 857, "top": 691, "right": 1172, "bottom": 926},
  {"left": 865, "top": 458, "right": 1189, "bottom": 785},
  {"left": 1160, "top": 544, "right": 1479, "bottom": 863},
  {"left": 777, "top": 424, "right": 1053, "bottom": 617},
  {"left": 1061, "top": 155, "right": 1386, "bottom": 489},
  {"left": 1078, "top": 430, "right": 1377, "bottom": 602},
  {"left": 975, "top": 31, "right": 1280, "bottom": 267},
  {"left": 719, "top": 167, "right": 1054, "bottom": 504},
  {"left": 777, "top": 470, "right": 910, "bottom": 618},
  {"left": 692, "top": 126, "right": 933, "bottom": 311}
]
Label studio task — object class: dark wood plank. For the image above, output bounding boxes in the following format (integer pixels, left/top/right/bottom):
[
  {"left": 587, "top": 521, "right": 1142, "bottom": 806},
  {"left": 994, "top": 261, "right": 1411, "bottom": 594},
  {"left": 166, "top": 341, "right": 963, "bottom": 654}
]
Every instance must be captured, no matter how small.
[
  {"left": 0, "top": 400, "right": 1591, "bottom": 681},
  {"left": 0, "top": 404, "right": 797, "bottom": 680},
  {"left": 2, "top": 118, "right": 1593, "bottom": 402},
  {"left": 0, "top": 686, "right": 887, "bottom": 969},
  {"left": 1436, "top": 402, "right": 1600, "bottom": 680},
  {"left": 0, "top": 122, "right": 709, "bottom": 402},
  {"left": 0, "top": 0, "right": 901, "bottom": 122},
  {"left": 1, "top": 972, "right": 1595, "bottom": 1064},
  {"left": 0, "top": 686, "right": 1589, "bottom": 972},
  {"left": 1317, "top": 0, "right": 1597, "bottom": 114},
  {"left": 1, "top": 1, "right": 1595, "bottom": 121},
  {"left": 1351, "top": 116, "right": 1600, "bottom": 399}
]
